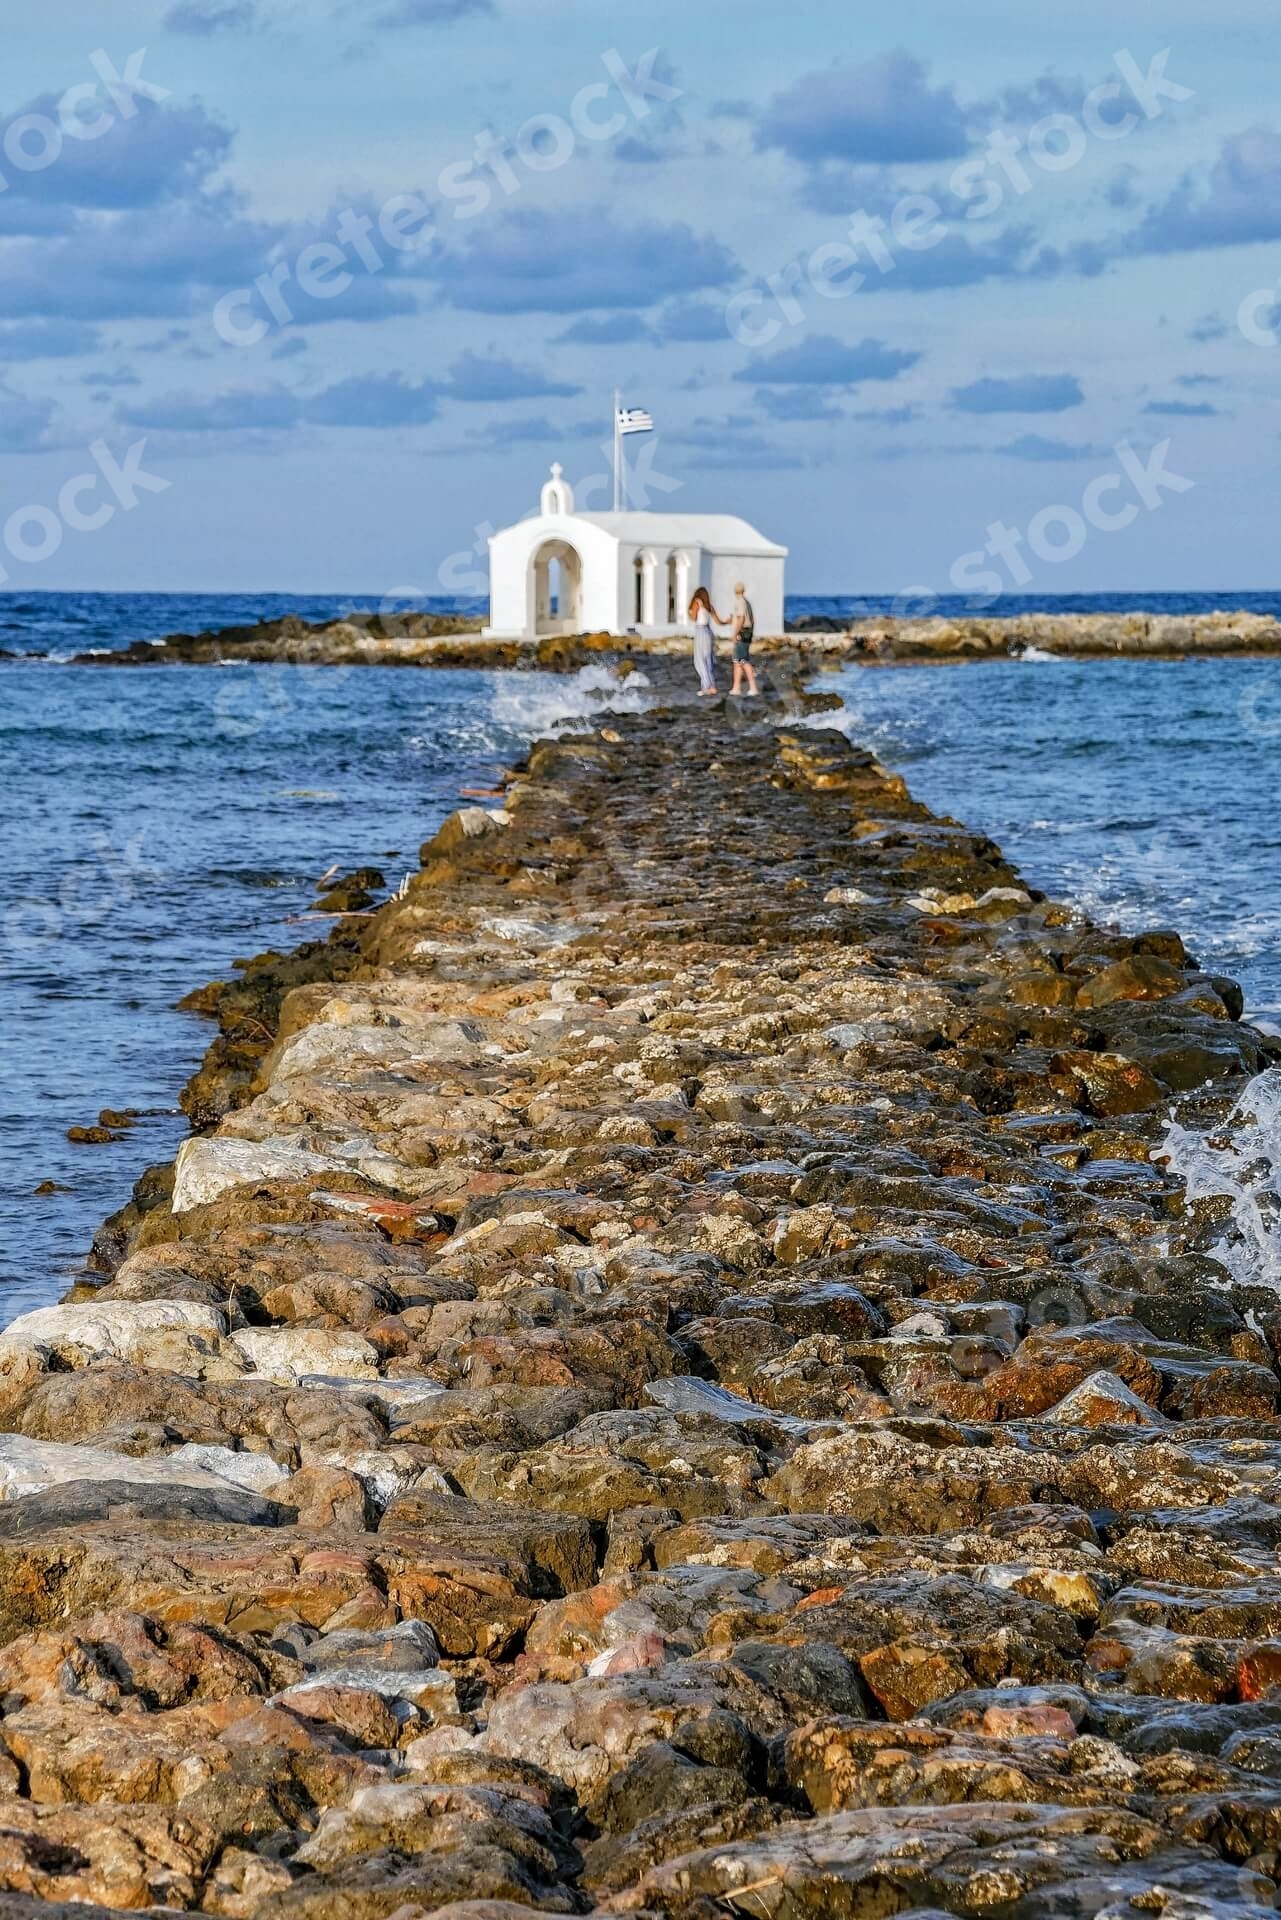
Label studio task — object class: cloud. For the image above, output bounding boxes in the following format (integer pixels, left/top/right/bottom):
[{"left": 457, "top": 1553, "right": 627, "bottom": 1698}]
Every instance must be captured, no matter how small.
[
  {"left": 446, "top": 350, "right": 581, "bottom": 402},
  {"left": 754, "top": 52, "right": 969, "bottom": 165},
  {"left": 615, "top": 137, "right": 665, "bottom": 165},
  {"left": 669, "top": 413, "right": 805, "bottom": 470},
  {"left": 1187, "top": 312, "right": 1229, "bottom": 342},
  {"left": 2, "top": 97, "right": 232, "bottom": 210},
  {"left": 0, "top": 380, "right": 59, "bottom": 452},
  {"left": 119, "top": 384, "right": 303, "bottom": 431},
  {"left": 1129, "top": 128, "right": 1281, "bottom": 254},
  {"left": 655, "top": 299, "right": 730, "bottom": 342},
  {"left": 271, "top": 334, "right": 308, "bottom": 359},
  {"left": 1177, "top": 372, "right": 1223, "bottom": 388},
  {"left": 432, "top": 208, "right": 738, "bottom": 313},
  {"left": 374, "top": 0, "right": 494, "bottom": 24},
  {"left": 987, "top": 72, "right": 1086, "bottom": 123},
  {"left": 164, "top": 0, "right": 258, "bottom": 30},
  {"left": 736, "top": 334, "right": 920, "bottom": 387},
  {"left": 1141, "top": 399, "right": 1222, "bottom": 416},
  {"left": 996, "top": 433, "right": 1108, "bottom": 460},
  {"left": 80, "top": 368, "right": 140, "bottom": 389},
  {"left": 118, "top": 370, "right": 444, "bottom": 432},
  {"left": 1105, "top": 166, "right": 1140, "bottom": 211},
  {"left": 0, "top": 318, "right": 102, "bottom": 360},
  {"left": 306, "top": 372, "right": 442, "bottom": 426},
  {"left": 0, "top": 197, "right": 422, "bottom": 329},
  {"left": 853, "top": 403, "right": 918, "bottom": 424},
  {"left": 0, "top": 199, "right": 78, "bottom": 238},
  {"left": 553, "top": 313, "right": 656, "bottom": 346},
  {"left": 138, "top": 327, "right": 193, "bottom": 353},
  {"left": 461, "top": 415, "right": 565, "bottom": 446},
  {"left": 790, "top": 163, "right": 1054, "bottom": 288},
  {"left": 949, "top": 373, "right": 1083, "bottom": 413},
  {"left": 755, "top": 387, "right": 845, "bottom": 421}
]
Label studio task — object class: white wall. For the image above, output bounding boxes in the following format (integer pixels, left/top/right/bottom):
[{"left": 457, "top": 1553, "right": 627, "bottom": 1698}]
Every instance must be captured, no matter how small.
[
  {"left": 487, "top": 517, "right": 621, "bottom": 635},
  {"left": 706, "top": 555, "right": 785, "bottom": 637}
]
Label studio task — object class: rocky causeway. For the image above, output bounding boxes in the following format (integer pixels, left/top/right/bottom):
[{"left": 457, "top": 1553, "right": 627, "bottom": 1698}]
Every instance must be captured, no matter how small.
[{"left": 4, "top": 653, "right": 1281, "bottom": 1918}]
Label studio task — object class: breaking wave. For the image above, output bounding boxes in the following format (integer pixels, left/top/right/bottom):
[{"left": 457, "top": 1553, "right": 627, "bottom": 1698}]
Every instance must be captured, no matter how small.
[
  {"left": 488, "top": 663, "right": 654, "bottom": 740},
  {"left": 1161, "top": 1068, "right": 1281, "bottom": 1289}
]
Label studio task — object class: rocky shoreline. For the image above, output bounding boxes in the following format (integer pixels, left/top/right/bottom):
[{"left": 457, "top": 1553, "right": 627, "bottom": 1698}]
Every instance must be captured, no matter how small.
[
  {"left": 10, "top": 603, "right": 1281, "bottom": 670},
  {"left": 2, "top": 660, "right": 1281, "bottom": 1917}
]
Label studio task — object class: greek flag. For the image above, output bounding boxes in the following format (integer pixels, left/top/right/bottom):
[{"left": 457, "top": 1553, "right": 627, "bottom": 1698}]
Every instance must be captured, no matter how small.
[{"left": 617, "top": 406, "right": 654, "bottom": 435}]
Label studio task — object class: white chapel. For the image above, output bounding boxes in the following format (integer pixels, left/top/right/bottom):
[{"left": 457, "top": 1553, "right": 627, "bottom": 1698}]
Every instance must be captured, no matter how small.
[{"left": 484, "top": 464, "right": 788, "bottom": 640}]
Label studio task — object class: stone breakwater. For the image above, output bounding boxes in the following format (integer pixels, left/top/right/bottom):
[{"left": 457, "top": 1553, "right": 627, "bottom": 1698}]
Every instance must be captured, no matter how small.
[
  {"left": 2, "top": 678, "right": 1281, "bottom": 1918},
  {"left": 31, "top": 602, "right": 1281, "bottom": 669}
]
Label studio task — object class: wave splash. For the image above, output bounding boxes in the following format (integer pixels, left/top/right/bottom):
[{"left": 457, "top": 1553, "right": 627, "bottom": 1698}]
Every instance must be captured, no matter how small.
[
  {"left": 1162, "top": 1067, "right": 1281, "bottom": 1288},
  {"left": 488, "top": 663, "right": 653, "bottom": 741}
]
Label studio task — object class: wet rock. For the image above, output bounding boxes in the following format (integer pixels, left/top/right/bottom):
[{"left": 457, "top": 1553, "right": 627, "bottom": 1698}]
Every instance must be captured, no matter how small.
[
  {"left": 605, "top": 1802, "right": 1275, "bottom": 1917},
  {"left": 0, "top": 1301, "right": 230, "bottom": 1370},
  {"left": 455, "top": 1409, "right": 767, "bottom": 1522},
  {"left": 481, "top": 1660, "right": 791, "bottom": 1799},
  {"left": 1043, "top": 1369, "right": 1169, "bottom": 1427}
]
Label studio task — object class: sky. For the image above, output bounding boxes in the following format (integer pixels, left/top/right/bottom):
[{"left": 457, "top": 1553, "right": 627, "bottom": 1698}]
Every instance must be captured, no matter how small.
[{"left": 3, "top": 0, "right": 1281, "bottom": 596}]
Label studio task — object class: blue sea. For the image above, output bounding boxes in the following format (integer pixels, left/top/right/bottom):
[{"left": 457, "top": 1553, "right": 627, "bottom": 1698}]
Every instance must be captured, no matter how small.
[{"left": 4, "top": 589, "right": 1281, "bottom": 1315}]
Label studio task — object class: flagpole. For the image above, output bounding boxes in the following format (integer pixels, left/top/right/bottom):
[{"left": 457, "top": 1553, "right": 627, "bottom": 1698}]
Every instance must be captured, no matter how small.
[{"left": 612, "top": 387, "right": 622, "bottom": 513}]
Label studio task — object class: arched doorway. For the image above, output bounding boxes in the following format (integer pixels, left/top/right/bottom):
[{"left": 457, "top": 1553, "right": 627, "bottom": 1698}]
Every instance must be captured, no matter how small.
[{"left": 531, "top": 538, "right": 583, "bottom": 636}]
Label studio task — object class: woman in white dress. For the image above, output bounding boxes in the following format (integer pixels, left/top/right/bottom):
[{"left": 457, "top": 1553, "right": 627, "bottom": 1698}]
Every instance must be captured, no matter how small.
[{"left": 688, "top": 586, "right": 725, "bottom": 696}]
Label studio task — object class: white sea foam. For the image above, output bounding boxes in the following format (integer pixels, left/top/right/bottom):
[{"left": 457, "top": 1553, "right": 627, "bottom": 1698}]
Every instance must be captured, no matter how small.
[
  {"left": 1161, "top": 1067, "right": 1281, "bottom": 1288},
  {"left": 489, "top": 663, "right": 653, "bottom": 740},
  {"left": 1019, "top": 645, "right": 1063, "bottom": 663}
]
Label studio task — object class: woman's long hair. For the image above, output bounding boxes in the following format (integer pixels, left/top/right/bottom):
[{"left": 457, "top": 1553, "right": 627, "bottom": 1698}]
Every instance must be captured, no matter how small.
[{"left": 689, "top": 586, "right": 714, "bottom": 619}]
